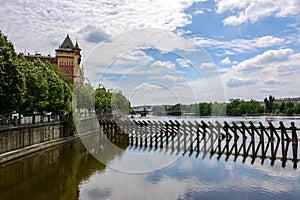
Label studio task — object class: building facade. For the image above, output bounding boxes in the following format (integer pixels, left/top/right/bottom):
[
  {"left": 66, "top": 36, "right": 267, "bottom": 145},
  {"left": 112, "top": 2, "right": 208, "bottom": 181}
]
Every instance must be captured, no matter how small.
[
  {"left": 55, "top": 34, "right": 84, "bottom": 84},
  {"left": 24, "top": 34, "right": 84, "bottom": 84},
  {"left": 23, "top": 53, "right": 56, "bottom": 65}
]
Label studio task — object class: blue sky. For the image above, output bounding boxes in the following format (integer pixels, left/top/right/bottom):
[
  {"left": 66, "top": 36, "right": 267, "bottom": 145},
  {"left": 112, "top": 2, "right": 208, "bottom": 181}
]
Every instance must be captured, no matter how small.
[{"left": 0, "top": 0, "right": 299, "bottom": 106}]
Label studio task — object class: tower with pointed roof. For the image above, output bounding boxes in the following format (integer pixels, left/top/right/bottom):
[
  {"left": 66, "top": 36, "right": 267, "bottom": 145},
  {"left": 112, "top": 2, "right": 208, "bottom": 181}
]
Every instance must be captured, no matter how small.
[{"left": 55, "top": 34, "right": 84, "bottom": 84}]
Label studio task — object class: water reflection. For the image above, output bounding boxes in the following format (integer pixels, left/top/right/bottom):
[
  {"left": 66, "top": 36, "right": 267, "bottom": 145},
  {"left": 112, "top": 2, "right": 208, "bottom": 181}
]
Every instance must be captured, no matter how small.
[
  {"left": 79, "top": 154, "right": 300, "bottom": 200},
  {"left": 0, "top": 140, "right": 105, "bottom": 200}
]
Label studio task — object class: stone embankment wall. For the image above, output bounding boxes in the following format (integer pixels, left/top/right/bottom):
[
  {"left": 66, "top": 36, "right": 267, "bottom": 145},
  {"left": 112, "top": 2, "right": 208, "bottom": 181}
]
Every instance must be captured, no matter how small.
[
  {"left": 0, "top": 121, "right": 74, "bottom": 163},
  {"left": 0, "top": 122, "right": 66, "bottom": 154},
  {"left": 0, "top": 116, "right": 112, "bottom": 163}
]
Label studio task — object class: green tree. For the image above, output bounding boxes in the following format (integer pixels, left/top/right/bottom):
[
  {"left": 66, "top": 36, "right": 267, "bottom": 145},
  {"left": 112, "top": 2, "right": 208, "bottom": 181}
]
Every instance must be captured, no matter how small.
[
  {"left": 279, "top": 102, "right": 285, "bottom": 114},
  {"left": 166, "top": 103, "right": 182, "bottom": 116},
  {"left": 45, "top": 62, "right": 72, "bottom": 112},
  {"left": 295, "top": 103, "right": 300, "bottom": 114},
  {"left": 22, "top": 60, "right": 50, "bottom": 112},
  {"left": 73, "top": 82, "right": 94, "bottom": 111},
  {"left": 199, "top": 102, "right": 212, "bottom": 116},
  {"left": 0, "top": 31, "right": 72, "bottom": 114},
  {"left": 227, "top": 99, "right": 242, "bottom": 116},
  {"left": 226, "top": 99, "right": 263, "bottom": 116},
  {"left": 264, "top": 95, "right": 275, "bottom": 113},
  {"left": 111, "top": 90, "right": 131, "bottom": 117},
  {"left": 285, "top": 101, "right": 294, "bottom": 115},
  {"left": 0, "top": 31, "right": 26, "bottom": 113},
  {"left": 248, "top": 99, "right": 264, "bottom": 115},
  {"left": 95, "top": 87, "right": 112, "bottom": 112}
]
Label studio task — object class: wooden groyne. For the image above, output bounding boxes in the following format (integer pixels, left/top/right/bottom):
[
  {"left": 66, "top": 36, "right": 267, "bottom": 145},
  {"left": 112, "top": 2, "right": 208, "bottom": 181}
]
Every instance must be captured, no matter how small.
[{"left": 99, "top": 119, "right": 300, "bottom": 168}]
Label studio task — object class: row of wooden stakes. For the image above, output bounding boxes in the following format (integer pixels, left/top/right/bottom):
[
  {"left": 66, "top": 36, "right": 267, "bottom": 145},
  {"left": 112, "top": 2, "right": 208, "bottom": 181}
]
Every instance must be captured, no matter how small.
[{"left": 99, "top": 119, "right": 300, "bottom": 168}]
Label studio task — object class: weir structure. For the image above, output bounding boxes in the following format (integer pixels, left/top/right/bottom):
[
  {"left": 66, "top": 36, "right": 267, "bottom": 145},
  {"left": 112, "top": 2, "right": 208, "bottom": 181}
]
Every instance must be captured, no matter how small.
[{"left": 98, "top": 119, "right": 300, "bottom": 169}]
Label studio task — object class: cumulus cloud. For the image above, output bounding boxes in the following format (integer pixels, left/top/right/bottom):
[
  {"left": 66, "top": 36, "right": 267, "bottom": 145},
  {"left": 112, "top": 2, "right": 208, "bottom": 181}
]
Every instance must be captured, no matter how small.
[
  {"left": 221, "top": 57, "right": 231, "bottom": 65},
  {"left": 176, "top": 58, "right": 191, "bottom": 67},
  {"left": 199, "top": 62, "right": 215, "bottom": 69},
  {"left": 78, "top": 25, "right": 110, "bottom": 43},
  {"left": 112, "top": 50, "right": 154, "bottom": 66},
  {"left": 0, "top": 0, "right": 205, "bottom": 56},
  {"left": 162, "top": 74, "right": 184, "bottom": 81},
  {"left": 234, "top": 48, "right": 293, "bottom": 72},
  {"left": 151, "top": 60, "right": 175, "bottom": 70},
  {"left": 227, "top": 77, "right": 255, "bottom": 88},
  {"left": 222, "top": 49, "right": 300, "bottom": 99},
  {"left": 255, "top": 35, "right": 285, "bottom": 48},
  {"left": 138, "top": 83, "right": 163, "bottom": 90},
  {"left": 215, "top": 0, "right": 300, "bottom": 26},
  {"left": 196, "top": 35, "right": 285, "bottom": 55}
]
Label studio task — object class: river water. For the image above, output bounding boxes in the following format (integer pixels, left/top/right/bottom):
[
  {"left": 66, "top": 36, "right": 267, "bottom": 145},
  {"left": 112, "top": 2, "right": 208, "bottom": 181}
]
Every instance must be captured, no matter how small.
[{"left": 0, "top": 116, "right": 300, "bottom": 200}]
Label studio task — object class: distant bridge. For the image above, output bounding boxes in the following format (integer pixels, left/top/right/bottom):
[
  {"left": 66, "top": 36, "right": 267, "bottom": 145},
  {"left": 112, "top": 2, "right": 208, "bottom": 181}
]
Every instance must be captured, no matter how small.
[
  {"left": 131, "top": 106, "right": 193, "bottom": 117},
  {"left": 132, "top": 106, "right": 151, "bottom": 116}
]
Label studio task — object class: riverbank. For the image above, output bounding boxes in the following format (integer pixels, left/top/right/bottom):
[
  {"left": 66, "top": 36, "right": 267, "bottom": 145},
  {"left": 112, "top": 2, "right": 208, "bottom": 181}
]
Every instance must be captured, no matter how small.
[
  {"left": 0, "top": 134, "right": 80, "bottom": 164},
  {"left": 0, "top": 116, "right": 101, "bottom": 164}
]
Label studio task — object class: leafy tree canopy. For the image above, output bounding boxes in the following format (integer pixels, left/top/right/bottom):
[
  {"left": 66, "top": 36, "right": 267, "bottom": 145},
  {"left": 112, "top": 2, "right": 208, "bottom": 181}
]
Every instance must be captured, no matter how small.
[{"left": 0, "top": 31, "right": 72, "bottom": 114}]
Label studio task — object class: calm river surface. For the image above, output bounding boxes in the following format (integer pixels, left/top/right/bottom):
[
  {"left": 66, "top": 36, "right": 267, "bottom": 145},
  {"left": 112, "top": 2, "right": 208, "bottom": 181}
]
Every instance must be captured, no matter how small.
[{"left": 0, "top": 116, "right": 300, "bottom": 200}]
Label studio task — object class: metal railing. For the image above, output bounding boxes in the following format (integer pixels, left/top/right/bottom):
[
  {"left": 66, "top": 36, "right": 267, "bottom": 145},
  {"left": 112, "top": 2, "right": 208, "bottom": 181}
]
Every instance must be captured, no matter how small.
[{"left": 0, "top": 113, "right": 61, "bottom": 128}]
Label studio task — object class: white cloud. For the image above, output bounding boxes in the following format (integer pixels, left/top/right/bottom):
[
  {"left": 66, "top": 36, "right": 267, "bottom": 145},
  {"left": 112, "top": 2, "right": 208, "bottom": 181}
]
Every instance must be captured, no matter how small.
[
  {"left": 259, "top": 88, "right": 275, "bottom": 94},
  {"left": 151, "top": 60, "right": 175, "bottom": 71},
  {"left": 221, "top": 49, "right": 300, "bottom": 100},
  {"left": 196, "top": 35, "right": 285, "bottom": 55},
  {"left": 255, "top": 35, "right": 285, "bottom": 48},
  {"left": 193, "top": 10, "right": 204, "bottom": 15},
  {"left": 227, "top": 77, "right": 255, "bottom": 88},
  {"left": 112, "top": 50, "right": 154, "bottom": 66},
  {"left": 215, "top": 0, "right": 300, "bottom": 26},
  {"left": 199, "top": 62, "right": 215, "bottom": 69},
  {"left": 138, "top": 83, "right": 163, "bottom": 90},
  {"left": 176, "top": 58, "right": 191, "bottom": 67},
  {"left": 162, "top": 75, "right": 184, "bottom": 81},
  {"left": 221, "top": 57, "right": 231, "bottom": 65},
  {"left": 0, "top": 0, "right": 205, "bottom": 56},
  {"left": 233, "top": 48, "right": 293, "bottom": 72}
]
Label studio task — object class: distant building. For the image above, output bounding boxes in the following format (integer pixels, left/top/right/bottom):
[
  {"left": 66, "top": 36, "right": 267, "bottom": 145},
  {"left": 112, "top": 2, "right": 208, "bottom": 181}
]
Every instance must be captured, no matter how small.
[
  {"left": 275, "top": 97, "right": 300, "bottom": 104},
  {"left": 23, "top": 53, "right": 56, "bottom": 64},
  {"left": 24, "top": 34, "right": 84, "bottom": 84}
]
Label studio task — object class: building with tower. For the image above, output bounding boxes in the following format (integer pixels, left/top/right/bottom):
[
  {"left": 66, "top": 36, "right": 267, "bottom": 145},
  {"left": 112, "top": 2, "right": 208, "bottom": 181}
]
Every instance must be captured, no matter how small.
[
  {"left": 24, "top": 34, "right": 84, "bottom": 84},
  {"left": 55, "top": 34, "right": 84, "bottom": 84}
]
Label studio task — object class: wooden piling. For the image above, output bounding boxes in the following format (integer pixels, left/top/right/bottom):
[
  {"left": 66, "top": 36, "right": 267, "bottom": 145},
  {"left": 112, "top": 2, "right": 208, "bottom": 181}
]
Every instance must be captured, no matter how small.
[
  {"left": 291, "top": 122, "right": 298, "bottom": 168},
  {"left": 98, "top": 119, "right": 300, "bottom": 169}
]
